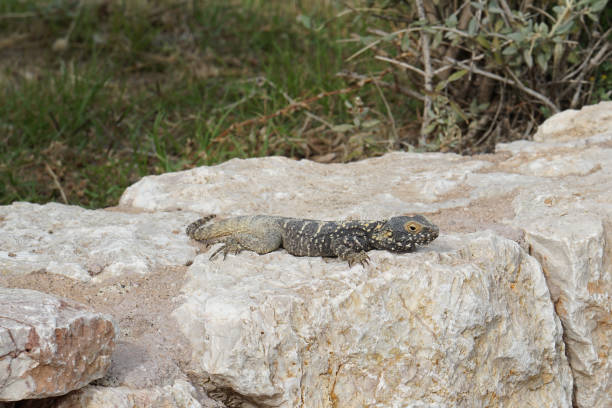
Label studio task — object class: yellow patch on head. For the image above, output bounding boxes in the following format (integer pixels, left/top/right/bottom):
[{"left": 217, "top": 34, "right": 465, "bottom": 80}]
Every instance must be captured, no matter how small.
[{"left": 404, "top": 221, "right": 422, "bottom": 233}]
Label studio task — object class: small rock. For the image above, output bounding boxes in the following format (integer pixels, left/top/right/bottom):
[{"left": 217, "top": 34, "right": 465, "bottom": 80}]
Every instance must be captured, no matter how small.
[
  {"left": 534, "top": 101, "right": 612, "bottom": 142},
  {"left": 0, "top": 288, "right": 116, "bottom": 401}
]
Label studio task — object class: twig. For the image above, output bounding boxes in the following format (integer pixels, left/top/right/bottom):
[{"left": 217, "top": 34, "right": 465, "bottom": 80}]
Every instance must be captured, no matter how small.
[
  {"left": 561, "top": 29, "right": 612, "bottom": 82},
  {"left": 214, "top": 85, "right": 365, "bottom": 142},
  {"left": 346, "top": 27, "right": 424, "bottom": 61},
  {"left": 261, "top": 78, "right": 335, "bottom": 129},
  {"left": 211, "top": 90, "right": 256, "bottom": 113},
  {"left": 372, "top": 79, "right": 398, "bottom": 143},
  {"left": 0, "top": 33, "right": 30, "bottom": 50},
  {"left": 504, "top": 68, "right": 559, "bottom": 113},
  {"left": 0, "top": 12, "right": 37, "bottom": 20},
  {"left": 336, "top": 71, "right": 425, "bottom": 101},
  {"left": 304, "top": 112, "right": 335, "bottom": 129},
  {"left": 497, "top": 0, "right": 515, "bottom": 25},
  {"left": 375, "top": 56, "right": 425, "bottom": 77},
  {"left": 445, "top": 56, "right": 559, "bottom": 113},
  {"left": 570, "top": 43, "right": 611, "bottom": 108},
  {"left": 415, "top": 0, "right": 433, "bottom": 144},
  {"left": 45, "top": 163, "right": 68, "bottom": 204},
  {"left": 476, "top": 85, "right": 505, "bottom": 147}
]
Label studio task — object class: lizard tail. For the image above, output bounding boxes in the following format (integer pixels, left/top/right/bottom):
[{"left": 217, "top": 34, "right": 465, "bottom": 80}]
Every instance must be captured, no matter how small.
[{"left": 186, "top": 215, "right": 216, "bottom": 239}]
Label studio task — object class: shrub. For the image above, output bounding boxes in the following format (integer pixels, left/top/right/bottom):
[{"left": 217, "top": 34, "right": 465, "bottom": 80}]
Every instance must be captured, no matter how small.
[{"left": 347, "top": 0, "right": 611, "bottom": 152}]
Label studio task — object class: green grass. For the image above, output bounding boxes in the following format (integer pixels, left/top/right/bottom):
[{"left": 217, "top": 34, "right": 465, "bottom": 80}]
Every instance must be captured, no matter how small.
[
  {"left": 1, "top": 0, "right": 404, "bottom": 208},
  {"left": 1, "top": 1, "right": 610, "bottom": 208}
]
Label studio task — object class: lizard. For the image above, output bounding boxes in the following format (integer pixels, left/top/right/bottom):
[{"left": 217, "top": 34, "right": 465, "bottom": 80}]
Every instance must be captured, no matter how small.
[{"left": 186, "top": 214, "right": 439, "bottom": 266}]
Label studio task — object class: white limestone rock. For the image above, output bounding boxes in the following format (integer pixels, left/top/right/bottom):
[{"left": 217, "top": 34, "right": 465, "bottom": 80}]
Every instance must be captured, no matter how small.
[
  {"left": 119, "top": 153, "right": 492, "bottom": 216},
  {"left": 494, "top": 125, "right": 612, "bottom": 408},
  {"left": 173, "top": 232, "right": 572, "bottom": 407},
  {"left": 509, "top": 186, "right": 612, "bottom": 408},
  {"left": 0, "top": 202, "right": 198, "bottom": 281},
  {"left": 46, "top": 380, "right": 210, "bottom": 408},
  {"left": 0, "top": 288, "right": 116, "bottom": 401},
  {"left": 115, "top": 110, "right": 612, "bottom": 407},
  {"left": 534, "top": 101, "right": 612, "bottom": 142},
  {"left": 4, "top": 103, "right": 612, "bottom": 407}
]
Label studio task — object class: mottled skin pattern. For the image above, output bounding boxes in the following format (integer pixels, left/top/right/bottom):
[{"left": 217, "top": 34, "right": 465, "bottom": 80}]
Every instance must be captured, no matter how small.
[{"left": 186, "top": 214, "right": 439, "bottom": 266}]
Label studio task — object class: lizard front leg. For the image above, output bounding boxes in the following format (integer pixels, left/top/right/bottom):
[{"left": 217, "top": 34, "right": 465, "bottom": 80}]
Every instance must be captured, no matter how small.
[{"left": 330, "top": 235, "right": 370, "bottom": 267}]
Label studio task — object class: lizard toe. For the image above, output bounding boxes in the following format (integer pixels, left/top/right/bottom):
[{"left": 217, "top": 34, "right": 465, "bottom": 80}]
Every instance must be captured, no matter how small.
[{"left": 346, "top": 251, "right": 369, "bottom": 268}]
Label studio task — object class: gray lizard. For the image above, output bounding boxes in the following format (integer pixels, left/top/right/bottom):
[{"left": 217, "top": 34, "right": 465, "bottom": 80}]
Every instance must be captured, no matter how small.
[{"left": 186, "top": 214, "right": 439, "bottom": 266}]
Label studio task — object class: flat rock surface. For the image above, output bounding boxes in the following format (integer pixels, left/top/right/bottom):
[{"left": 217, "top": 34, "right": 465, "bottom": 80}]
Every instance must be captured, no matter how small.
[
  {"left": 0, "top": 288, "right": 115, "bottom": 401},
  {"left": 0, "top": 202, "right": 197, "bottom": 281}
]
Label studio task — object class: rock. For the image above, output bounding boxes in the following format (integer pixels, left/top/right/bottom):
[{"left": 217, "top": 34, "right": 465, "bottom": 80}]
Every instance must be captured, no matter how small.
[
  {"left": 0, "top": 288, "right": 116, "bottom": 401},
  {"left": 173, "top": 232, "right": 572, "bottom": 407},
  {"left": 118, "top": 153, "right": 492, "bottom": 216},
  {"left": 115, "top": 103, "right": 612, "bottom": 408},
  {"left": 48, "top": 380, "right": 211, "bottom": 408},
  {"left": 534, "top": 101, "right": 612, "bottom": 142},
  {"left": 0, "top": 202, "right": 198, "bottom": 281},
  {"left": 3, "top": 104, "right": 612, "bottom": 406},
  {"left": 5, "top": 380, "right": 224, "bottom": 408},
  {"left": 495, "top": 134, "right": 612, "bottom": 408}
]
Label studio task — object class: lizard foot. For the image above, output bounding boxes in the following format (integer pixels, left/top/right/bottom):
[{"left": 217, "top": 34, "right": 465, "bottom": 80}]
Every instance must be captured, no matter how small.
[
  {"left": 209, "top": 238, "right": 244, "bottom": 260},
  {"left": 346, "top": 251, "right": 370, "bottom": 267}
]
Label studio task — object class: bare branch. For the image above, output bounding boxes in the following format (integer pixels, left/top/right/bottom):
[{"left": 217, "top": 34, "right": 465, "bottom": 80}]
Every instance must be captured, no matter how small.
[
  {"left": 336, "top": 71, "right": 425, "bottom": 101},
  {"left": 375, "top": 56, "right": 425, "bottom": 77},
  {"left": 445, "top": 56, "right": 559, "bottom": 113},
  {"left": 45, "top": 164, "right": 68, "bottom": 204},
  {"left": 415, "top": 0, "right": 433, "bottom": 145}
]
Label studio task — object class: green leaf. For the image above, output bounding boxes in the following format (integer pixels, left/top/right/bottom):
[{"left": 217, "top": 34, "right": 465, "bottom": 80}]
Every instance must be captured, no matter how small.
[
  {"left": 432, "top": 30, "right": 444, "bottom": 49},
  {"left": 586, "top": 12, "right": 599, "bottom": 22},
  {"left": 423, "top": 122, "right": 437, "bottom": 135},
  {"left": 502, "top": 45, "right": 517, "bottom": 55},
  {"left": 468, "top": 17, "right": 478, "bottom": 36},
  {"left": 445, "top": 14, "right": 458, "bottom": 27},
  {"left": 494, "top": 19, "right": 505, "bottom": 32},
  {"left": 359, "top": 35, "right": 376, "bottom": 45},
  {"left": 447, "top": 69, "right": 468, "bottom": 82},
  {"left": 476, "top": 34, "right": 490, "bottom": 48},
  {"left": 361, "top": 119, "right": 380, "bottom": 128},
  {"left": 523, "top": 49, "right": 533, "bottom": 68},
  {"left": 553, "top": 42, "right": 565, "bottom": 66},
  {"left": 507, "top": 32, "right": 525, "bottom": 42},
  {"left": 401, "top": 34, "right": 412, "bottom": 51},
  {"left": 471, "top": 2, "right": 485, "bottom": 11},
  {"left": 553, "top": 5, "right": 565, "bottom": 16},
  {"left": 296, "top": 14, "right": 311, "bottom": 30},
  {"left": 536, "top": 52, "right": 548, "bottom": 71},
  {"left": 591, "top": 0, "right": 608, "bottom": 12},
  {"left": 555, "top": 20, "right": 574, "bottom": 35},
  {"left": 331, "top": 124, "right": 354, "bottom": 133},
  {"left": 449, "top": 100, "right": 468, "bottom": 121}
]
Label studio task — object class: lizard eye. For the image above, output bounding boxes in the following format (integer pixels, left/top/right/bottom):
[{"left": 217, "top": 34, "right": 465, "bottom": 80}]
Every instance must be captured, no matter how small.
[{"left": 404, "top": 222, "right": 422, "bottom": 233}]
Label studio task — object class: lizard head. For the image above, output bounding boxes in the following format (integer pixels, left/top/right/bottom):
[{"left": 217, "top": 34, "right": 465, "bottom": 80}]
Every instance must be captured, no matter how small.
[{"left": 372, "top": 215, "right": 439, "bottom": 252}]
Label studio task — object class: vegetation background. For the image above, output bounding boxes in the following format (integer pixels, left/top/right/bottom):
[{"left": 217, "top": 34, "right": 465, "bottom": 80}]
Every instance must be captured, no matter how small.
[{"left": 1, "top": 0, "right": 610, "bottom": 208}]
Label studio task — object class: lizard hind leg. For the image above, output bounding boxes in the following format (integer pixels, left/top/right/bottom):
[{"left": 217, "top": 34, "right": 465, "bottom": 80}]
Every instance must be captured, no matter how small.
[
  {"left": 209, "top": 237, "right": 243, "bottom": 260},
  {"left": 209, "top": 229, "right": 283, "bottom": 260}
]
